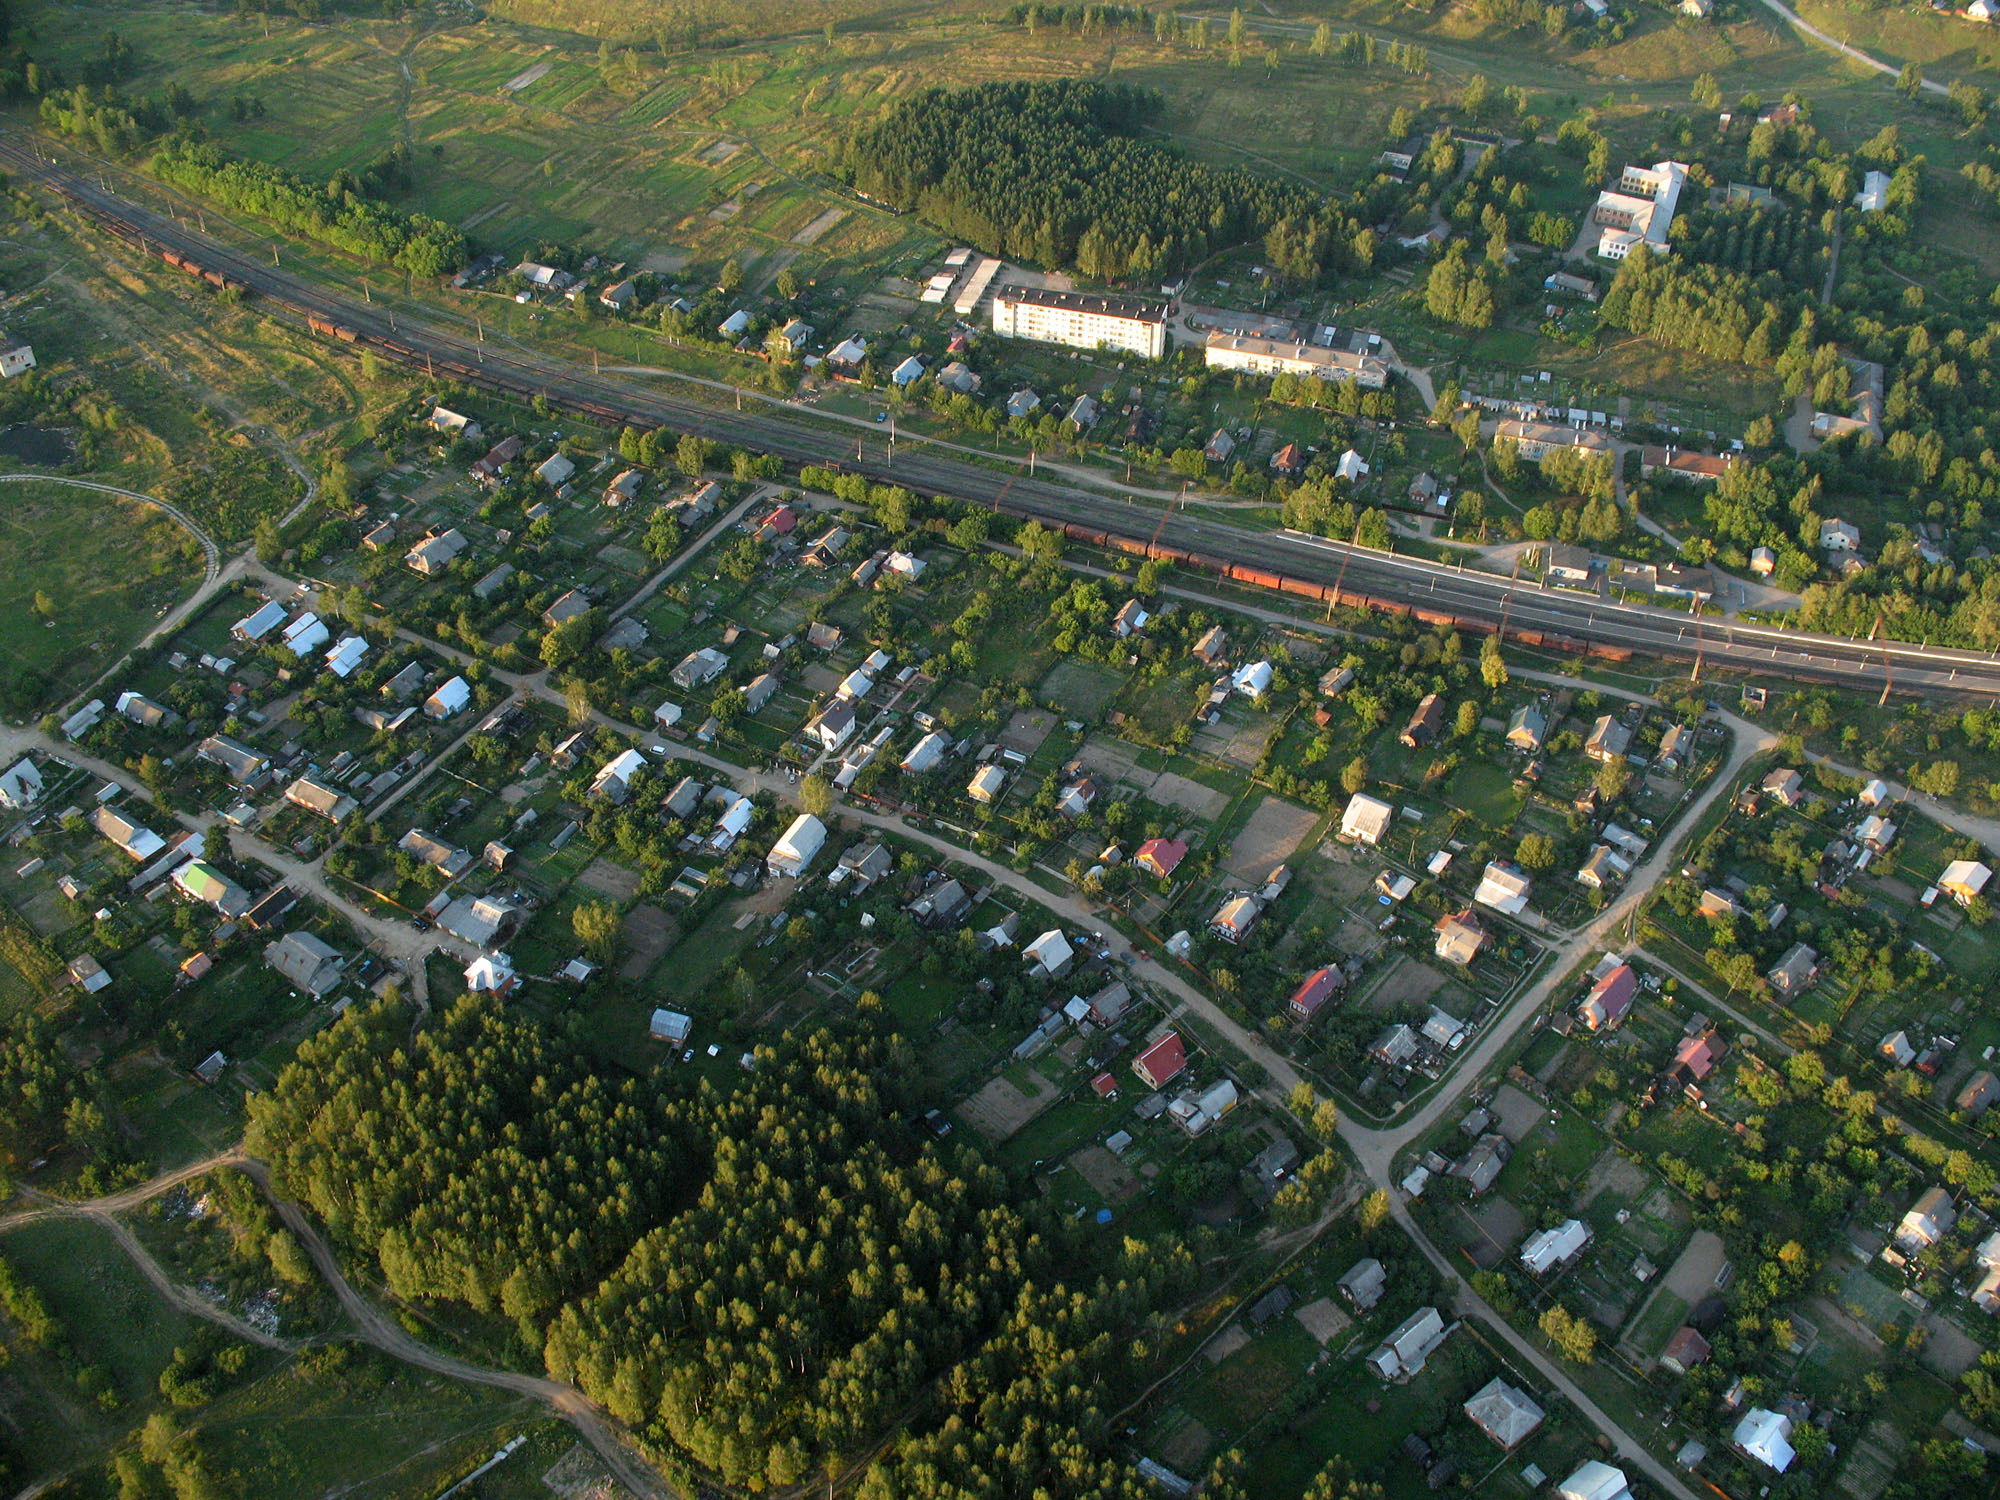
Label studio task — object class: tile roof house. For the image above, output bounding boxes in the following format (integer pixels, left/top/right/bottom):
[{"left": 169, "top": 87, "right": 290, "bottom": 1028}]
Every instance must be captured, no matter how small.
[
  {"left": 1287, "top": 966, "right": 1344, "bottom": 1023},
  {"left": 397, "top": 829, "right": 472, "bottom": 878},
  {"left": 264, "top": 931, "right": 346, "bottom": 997},
  {"left": 91, "top": 806, "right": 166, "bottom": 861},
  {"left": 1578, "top": 963, "right": 1637, "bottom": 1030},
  {"left": 1135, "top": 837, "right": 1188, "bottom": 879},
  {"left": 1506, "top": 704, "right": 1548, "bottom": 752},
  {"left": 1673, "top": 1028, "right": 1728, "bottom": 1082},
  {"left": 1577, "top": 845, "right": 1631, "bottom": 889},
  {"left": 1369, "top": 1022, "right": 1419, "bottom": 1067},
  {"left": 1658, "top": 1325, "right": 1712, "bottom": 1374},
  {"left": 1463, "top": 1378, "right": 1545, "bottom": 1448},
  {"left": 1451, "top": 1134, "right": 1511, "bottom": 1195},
  {"left": 1133, "top": 1032, "right": 1188, "bottom": 1089},
  {"left": 66, "top": 954, "right": 111, "bottom": 994},
  {"left": 116, "top": 691, "right": 179, "bottom": 729},
  {"left": 1760, "top": 766, "right": 1805, "bottom": 804},
  {"left": 285, "top": 775, "right": 358, "bottom": 823},
  {"left": 1957, "top": 1070, "right": 2000, "bottom": 1117}
]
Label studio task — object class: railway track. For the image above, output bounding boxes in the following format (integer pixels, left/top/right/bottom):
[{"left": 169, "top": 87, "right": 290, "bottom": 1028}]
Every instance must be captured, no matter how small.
[{"left": 11, "top": 133, "right": 2000, "bottom": 700}]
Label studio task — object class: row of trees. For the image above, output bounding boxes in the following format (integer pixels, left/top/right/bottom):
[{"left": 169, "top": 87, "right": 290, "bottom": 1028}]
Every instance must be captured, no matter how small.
[{"left": 149, "top": 136, "right": 465, "bottom": 278}]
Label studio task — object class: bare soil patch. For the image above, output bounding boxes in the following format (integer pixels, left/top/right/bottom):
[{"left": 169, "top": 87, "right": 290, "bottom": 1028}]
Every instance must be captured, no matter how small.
[
  {"left": 1361, "top": 954, "right": 1452, "bottom": 1016},
  {"left": 792, "top": 207, "right": 848, "bottom": 245},
  {"left": 1203, "top": 1325, "right": 1250, "bottom": 1365},
  {"left": 1920, "top": 1316, "right": 1984, "bottom": 1378},
  {"left": 1071, "top": 1144, "right": 1141, "bottom": 1202},
  {"left": 503, "top": 60, "right": 554, "bottom": 91},
  {"left": 960, "top": 1069, "right": 1062, "bottom": 1140},
  {"left": 616, "top": 904, "right": 676, "bottom": 981},
  {"left": 577, "top": 857, "right": 642, "bottom": 901},
  {"left": 999, "top": 709, "right": 1056, "bottom": 757},
  {"left": 1293, "top": 1296, "right": 1350, "bottom": 1344},
  {"left": 1660, "top": 1229, "right": 1727, "bottom": 1305},
  {"left": 1489, "top": 1083, "right": 1546, "bottom": 1143},
  {"left": 1222, "top": 796, "right": 1317, "bottom": 881},
  {"left": 1578, "top": 1149, "right": 1649, "bottom": 1210}
]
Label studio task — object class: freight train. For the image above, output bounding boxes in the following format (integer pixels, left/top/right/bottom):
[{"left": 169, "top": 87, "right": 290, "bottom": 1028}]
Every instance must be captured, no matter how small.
[{"left": 16, "top": 145, "right": 1643, "bottom": 663}]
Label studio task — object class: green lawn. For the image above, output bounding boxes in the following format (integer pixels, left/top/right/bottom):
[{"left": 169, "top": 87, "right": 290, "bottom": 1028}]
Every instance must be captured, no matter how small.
[{"left": 0, "top": 481, "right": 206, "bottom": 715}]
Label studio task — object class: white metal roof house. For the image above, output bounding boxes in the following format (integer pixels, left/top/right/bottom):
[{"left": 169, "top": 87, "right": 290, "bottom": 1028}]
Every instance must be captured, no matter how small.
[
  {"left": 1367, "top": 1306, "right": 1447, "bottom": 1381},
  {"left": 901, "top": 732, "right": 948, "bottom": 774},
  {"left": 589, "top": 748, "right": 647, "bottom": 803},
  {"left": 1024, "top": 929, "right": 1073, "bottom": 979},
  {"left": 650, "top": 1007, "right": 692, "bottom": 1044},
  {"left": 1231, "top": 660, "right": 1273, "bottom": 698},
  {"left": 1733, "top": 1409, "right": 1795, "bottom": 1473},
  {"left": 1340, "top": 792, "right": 1394, "bottom": 845},
  {"left": 1474, "top": 861, "right": 1533, "bottom": 915},
  {"left": 1555, "top": 1461, "right": 1632, "bottom": 1500},
  {"left": 1897, "top": 1185, "right": 1957, "bottom": 1251},
  {"left": 464, "top": 951, "right": 518, "bottom": 994},
  {"left": 708, "top": 795, "right": 754, "bottom": 850},
  {"left": 1519, "top": 1218, "right": 1591, "bottom": 1274},
  {"left": 324, "top": 635, "right": 369, "bottom": 678},
  {"left": 968, "top": 764, "right": 1007, "bottom": 803},
  {"left": 767, "top": 813, "right": 827, "bottom": 878},
  {"left": 423, "top": 675, "right": 472, "bottom": 720},
  {"left": 0, "top": 759, "right": 42, "bottom": 810}
]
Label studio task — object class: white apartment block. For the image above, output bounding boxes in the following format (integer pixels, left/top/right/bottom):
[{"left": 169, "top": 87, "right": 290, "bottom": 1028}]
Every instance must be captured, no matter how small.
[
  {"left": 1592, "top": 160, "right": 1688, "bottom": 260},
  {"left": 991, "top": 287, "right": 1168, "bottom": 359},
  {"left": 1204, "top": 331, "right": 1388, "bottom": 389}
]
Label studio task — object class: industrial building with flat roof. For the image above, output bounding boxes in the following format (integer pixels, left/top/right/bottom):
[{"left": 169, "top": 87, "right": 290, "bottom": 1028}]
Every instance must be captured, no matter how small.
[{"left": 991, "top": 286, "right": 1168, "bottom": 359}]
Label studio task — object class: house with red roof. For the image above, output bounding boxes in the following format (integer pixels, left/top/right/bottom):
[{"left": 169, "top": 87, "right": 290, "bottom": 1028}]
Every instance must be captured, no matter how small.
[
  {"left": 1288, "top": 966, "right": 1345, "bottom": 1024},
  {"left": 1135, "top": 837, "right": 1188, "bottom": 880},
  {"left": 1091, "top": 1072, "right": 1119, "bottom": 1100},
  {"left": 760, "top": 504, "right": 798, "bottom": 538},
  {"left": 1133, "top": 1032, "right": 1188, "bottom": 1090},
  {"left": 1578, "top": 963, "right": 1637, "bottom": 1031},
  {"left": 1672, "top": 1027, "right": 1728, "bottom": 1082}
]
